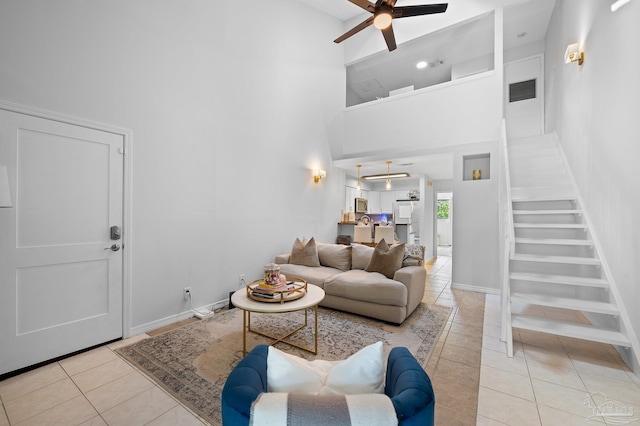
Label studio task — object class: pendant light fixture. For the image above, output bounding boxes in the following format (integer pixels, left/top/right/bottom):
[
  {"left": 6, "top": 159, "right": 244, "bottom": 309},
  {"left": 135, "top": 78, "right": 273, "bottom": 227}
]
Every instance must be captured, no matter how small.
[
  {"left": 385, "top": 161, "right": 392, "bottom": 191},
  {"left": 356, "top": 164, "right": 362, "bottom": 192}
]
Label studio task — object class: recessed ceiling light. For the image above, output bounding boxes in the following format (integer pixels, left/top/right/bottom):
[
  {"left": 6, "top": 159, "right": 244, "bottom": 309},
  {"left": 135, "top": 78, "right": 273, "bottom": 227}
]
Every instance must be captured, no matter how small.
[
  {"left": 416, "top": 61, "right": 428, "bottom": 69},
  {"left": 517, "top": 32, "right": 527, "bottom": 38}
]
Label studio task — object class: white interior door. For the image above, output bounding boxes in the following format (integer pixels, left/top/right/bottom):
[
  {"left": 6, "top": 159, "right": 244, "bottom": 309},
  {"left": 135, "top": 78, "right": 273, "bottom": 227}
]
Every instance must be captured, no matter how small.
[
  {"left": 0, "top": 109, "right": 124, "bottom": 375},
  {"left": 505, "top": 56, "right": 544, "bottom": 139}
]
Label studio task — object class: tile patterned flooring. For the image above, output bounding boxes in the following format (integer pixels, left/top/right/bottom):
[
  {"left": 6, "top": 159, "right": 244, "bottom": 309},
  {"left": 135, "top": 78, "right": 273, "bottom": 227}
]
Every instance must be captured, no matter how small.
[{"left": 1, "top": 251, "right": 639, "bottom": 425}]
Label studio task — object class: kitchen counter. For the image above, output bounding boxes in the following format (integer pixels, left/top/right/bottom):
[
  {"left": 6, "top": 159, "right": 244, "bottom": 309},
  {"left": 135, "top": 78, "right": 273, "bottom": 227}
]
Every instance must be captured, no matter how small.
[{"left": 337, "top": 222, "right": 408, "bottom": 244}]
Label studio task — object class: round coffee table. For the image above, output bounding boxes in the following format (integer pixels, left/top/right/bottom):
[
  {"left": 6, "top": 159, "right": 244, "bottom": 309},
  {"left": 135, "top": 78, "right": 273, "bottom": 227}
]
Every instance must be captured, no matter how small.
[{"left": 231, "top": 281, "right": 325, "bottom": 356}]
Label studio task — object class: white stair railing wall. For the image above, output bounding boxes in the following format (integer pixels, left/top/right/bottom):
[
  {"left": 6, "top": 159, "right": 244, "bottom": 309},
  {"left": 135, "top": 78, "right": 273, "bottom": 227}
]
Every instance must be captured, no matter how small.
[{"left": 555, "top": 135, "right": 640, "bottom": 370}]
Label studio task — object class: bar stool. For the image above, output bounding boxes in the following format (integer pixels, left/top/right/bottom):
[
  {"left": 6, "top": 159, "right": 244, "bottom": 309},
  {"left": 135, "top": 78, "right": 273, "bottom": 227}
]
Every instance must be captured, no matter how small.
[
  {"left": 374, "top": 226, "right": 395, "bottom": 245},
  {"left": 354, "top": 224, "right": 373, "bottom": 243}
]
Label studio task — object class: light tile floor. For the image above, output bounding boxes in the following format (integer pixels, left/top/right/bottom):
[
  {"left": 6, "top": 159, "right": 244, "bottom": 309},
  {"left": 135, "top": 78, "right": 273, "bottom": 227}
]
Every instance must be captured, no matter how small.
[
  {"left": 1, "top": 250, "right": 638, "bottom": 425},
  {"left": 478, "top": 294, "right": 640, "bottom": 426}
]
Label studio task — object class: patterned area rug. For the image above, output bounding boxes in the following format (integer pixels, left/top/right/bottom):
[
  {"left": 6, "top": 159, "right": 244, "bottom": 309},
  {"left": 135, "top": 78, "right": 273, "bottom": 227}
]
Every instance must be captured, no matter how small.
[{"left": 116, "top": 303, "right": 451, "bottom": 425}]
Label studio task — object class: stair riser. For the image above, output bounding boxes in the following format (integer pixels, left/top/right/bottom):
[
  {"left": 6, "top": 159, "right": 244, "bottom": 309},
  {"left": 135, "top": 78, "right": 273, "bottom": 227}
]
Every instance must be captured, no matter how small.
[
  {"left": 511, "top": 315, "right": 629, "bottom": 347},
  {"left": 511, "top": 281, "right": 609, "bottom": 300},
  {"left": 515, "top": 228, "right": 588, "bottom": 239},
  {"left": 510, "top": 151, "right": 561, "bottom": 162},
  {"left": 513, "top": 200, "right": 577, "bottom": 210},
  {"left": 515, "top": 244, "right": 594, "bottom": 258},
  {"left": 510, "top": 261, "right": 602, "bottom": 278},
  {"left": 513, "top": 214, "right": 581, "bottom": 224},
  {"left": 511, "top": 157, "right": 564, "bottom": 169},
  {"left": 511, "top": 175, "right": 571, "bottom": 187},
  {"left": 511, "top": 188, "right": 576, "bottom": 201}
]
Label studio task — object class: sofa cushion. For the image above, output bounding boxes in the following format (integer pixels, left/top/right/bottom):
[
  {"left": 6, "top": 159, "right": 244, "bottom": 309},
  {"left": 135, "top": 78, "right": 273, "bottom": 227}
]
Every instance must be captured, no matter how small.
[
  {"left": 351, "top": 244, "right": 374, "bottom": 270},
  {"left": 317, "top": 243, "right": 352, "bottom": 272},
  {"left": 267, "top": 341, "right": 384, "bottom": 395},
  {"left": 403, "top": 244, "right": 425, "bottom": 267},
  {"left": 324, "top": 270, "right": 407, "bottom": 307},
  {"left": 365, "top": 240, "right": 405, "bottom": 279},
  {"left": 290, "top": 237, "right": 320, "bottom": 267},
  {"left": 278, "top": 263, "right": 340, "bottom": 288}
]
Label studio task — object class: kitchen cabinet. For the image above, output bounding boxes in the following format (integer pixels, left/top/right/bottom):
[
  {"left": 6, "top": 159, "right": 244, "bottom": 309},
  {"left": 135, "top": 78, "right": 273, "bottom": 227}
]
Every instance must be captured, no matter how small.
[
  {"left": 367, "top": 192, "right": 381, "bottom": 213},
  {"left": 345, "top": 187, "right": 357, "bottom": 212},
  {"left": 379, "top": 191, "right": 405, "bottom": 213}
]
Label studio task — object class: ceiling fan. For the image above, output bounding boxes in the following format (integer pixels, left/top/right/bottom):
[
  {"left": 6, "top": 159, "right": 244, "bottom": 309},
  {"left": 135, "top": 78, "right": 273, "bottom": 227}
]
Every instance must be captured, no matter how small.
[{"left": 334, "top": 0, "right": 448, "bottom": 52}]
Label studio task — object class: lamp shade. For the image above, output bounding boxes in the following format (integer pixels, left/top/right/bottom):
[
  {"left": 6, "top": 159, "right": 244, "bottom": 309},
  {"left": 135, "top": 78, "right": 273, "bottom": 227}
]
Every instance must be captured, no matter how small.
[{"left": 0, "top": 165, "right": 13, "bottom": 208}]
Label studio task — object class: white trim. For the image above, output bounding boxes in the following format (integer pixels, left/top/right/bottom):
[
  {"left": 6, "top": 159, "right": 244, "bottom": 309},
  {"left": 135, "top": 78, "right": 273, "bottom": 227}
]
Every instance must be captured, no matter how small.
[
  {"left": 451, "top": 282, "right": 500, "bottom": 295},
  {"left": 129, "top": 299, "right": 228, "bottom": 336},
  {"left": 0, "top": 99, "right": 134, "bottom": 339}
]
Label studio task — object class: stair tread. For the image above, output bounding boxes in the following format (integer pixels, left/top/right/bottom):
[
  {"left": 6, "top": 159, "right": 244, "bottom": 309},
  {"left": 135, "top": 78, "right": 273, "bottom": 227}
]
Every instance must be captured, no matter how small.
[
  {"left": 512, "top": 253, "right": 600, "bottom": 265},
  {"left": 512, "top": 194, "right": 578, "bottom": 202},
  {"left": 511, "top": 293, "right": 618, "bottom": 314},
  {"left": 515, "top": 238, "right": 593, "bottom": 246},
  {"left": 509, "top": 272, "right": 608, "bottom": 288},
  {"left": 511, "top": 314, "right": 630, "bottom": 347},
  {"left": 514, "top": 223, "right": 587, "bottom": 228},
  {"left": 513, "top": 210, "right": 582, "bottom": 215}
]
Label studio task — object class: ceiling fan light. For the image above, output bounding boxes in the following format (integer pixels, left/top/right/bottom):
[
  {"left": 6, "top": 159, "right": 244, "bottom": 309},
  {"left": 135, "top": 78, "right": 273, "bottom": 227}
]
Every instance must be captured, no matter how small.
[{"left": 373, "top": 12, "right": 393, "bottom": 30}]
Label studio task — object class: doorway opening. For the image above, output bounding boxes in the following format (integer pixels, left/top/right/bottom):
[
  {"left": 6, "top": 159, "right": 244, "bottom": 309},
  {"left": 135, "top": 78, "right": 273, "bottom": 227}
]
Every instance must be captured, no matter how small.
[{"left": 436, "top": 192, "right": 453, "bottom": 258}]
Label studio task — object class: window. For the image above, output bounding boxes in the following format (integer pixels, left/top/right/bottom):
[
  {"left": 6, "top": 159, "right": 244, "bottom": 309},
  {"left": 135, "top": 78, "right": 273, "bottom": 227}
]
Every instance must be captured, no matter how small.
[{"left": 437, "top": 200, "right": 450, "bottom": 219}]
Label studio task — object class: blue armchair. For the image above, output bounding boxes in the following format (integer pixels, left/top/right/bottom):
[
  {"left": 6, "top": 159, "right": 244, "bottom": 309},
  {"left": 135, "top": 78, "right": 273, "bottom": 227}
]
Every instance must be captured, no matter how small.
[{"left": 221, "top": 345, "right": 434, "bottom": 425}]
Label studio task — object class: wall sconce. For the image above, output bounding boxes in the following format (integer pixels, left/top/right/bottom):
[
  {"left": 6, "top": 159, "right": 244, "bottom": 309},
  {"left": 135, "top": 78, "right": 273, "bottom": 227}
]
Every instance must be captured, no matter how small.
[
  {"left": 565, "top": 43, "right": 584, "bottom": 66},
  {"left": 611, "top": 0, "right": 630, "bottom": 12},
  {"left": 313, "top": 169, "right": 326, "bottom": 183},
  {"left": 0, "top": 165, "right": 13, "bottom": 208}
]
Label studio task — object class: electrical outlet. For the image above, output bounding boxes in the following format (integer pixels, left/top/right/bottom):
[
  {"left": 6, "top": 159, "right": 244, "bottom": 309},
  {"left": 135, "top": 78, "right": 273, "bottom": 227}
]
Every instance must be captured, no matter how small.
[
  {"left": 239, "top": 274, "right": 245, "bottom": 287},
  {"left": 183, "top": 287, "right": 191, "bottom": 301}
]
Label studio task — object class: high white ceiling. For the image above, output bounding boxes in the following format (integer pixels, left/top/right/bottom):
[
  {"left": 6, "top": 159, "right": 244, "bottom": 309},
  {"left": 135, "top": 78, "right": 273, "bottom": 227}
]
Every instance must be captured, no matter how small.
[{"left": 295, "top": 0, "right": 556, "bottom": 181}]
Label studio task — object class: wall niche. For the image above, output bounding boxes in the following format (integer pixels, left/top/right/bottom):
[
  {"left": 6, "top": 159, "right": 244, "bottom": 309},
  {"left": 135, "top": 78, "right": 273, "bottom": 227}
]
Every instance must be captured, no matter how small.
[{"left": 463, "top": 153, "right": 490, "bottom": 181}]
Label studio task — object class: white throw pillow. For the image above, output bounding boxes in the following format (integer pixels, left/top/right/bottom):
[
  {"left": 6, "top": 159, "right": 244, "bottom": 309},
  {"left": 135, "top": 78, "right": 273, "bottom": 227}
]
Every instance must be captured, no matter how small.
[{"left": 267, "top": 342, "right": 385, "bottom": 395}]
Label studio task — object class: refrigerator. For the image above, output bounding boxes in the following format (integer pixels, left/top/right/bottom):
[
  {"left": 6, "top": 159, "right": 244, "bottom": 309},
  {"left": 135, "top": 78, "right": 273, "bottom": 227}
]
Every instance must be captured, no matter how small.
[{"left": 393, "top": 200, "right": 422, "bottom": 244}]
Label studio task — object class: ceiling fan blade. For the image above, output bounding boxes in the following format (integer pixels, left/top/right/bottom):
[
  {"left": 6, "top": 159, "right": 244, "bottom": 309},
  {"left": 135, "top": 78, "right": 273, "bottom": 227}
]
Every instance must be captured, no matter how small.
[
  {"left": 348, "top": 0, "right": 376, "bottom": 12},
  {"left": 334, "top": 16, "right": 375, "bottom": 43},
  {"left": 381, "top": 24, "right": 397, "bottom": 51},
  {"left": 392, "top": 3, "right": 448, "bottom": 18}
]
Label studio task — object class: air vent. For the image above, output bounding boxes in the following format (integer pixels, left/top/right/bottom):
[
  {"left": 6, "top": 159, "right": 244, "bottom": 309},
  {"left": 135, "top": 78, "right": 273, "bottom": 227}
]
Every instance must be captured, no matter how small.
[{"left": 509, "top": 79, "right": 536, "bottom": 102}]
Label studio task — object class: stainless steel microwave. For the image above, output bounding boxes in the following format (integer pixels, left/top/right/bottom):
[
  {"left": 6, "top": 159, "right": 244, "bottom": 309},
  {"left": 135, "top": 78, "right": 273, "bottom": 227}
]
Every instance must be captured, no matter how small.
[{"left": 355, "top": 197, "right": 368, "bottom": 213}]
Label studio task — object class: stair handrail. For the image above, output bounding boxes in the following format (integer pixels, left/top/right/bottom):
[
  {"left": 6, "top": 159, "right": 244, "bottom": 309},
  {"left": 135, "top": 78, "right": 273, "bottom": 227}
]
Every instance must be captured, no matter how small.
[
  {"left": 500, "top": 121, "right": 516, "bottom": 254},
  {"left": 498, "top": 120, "right": 515, "bottom": 352}
]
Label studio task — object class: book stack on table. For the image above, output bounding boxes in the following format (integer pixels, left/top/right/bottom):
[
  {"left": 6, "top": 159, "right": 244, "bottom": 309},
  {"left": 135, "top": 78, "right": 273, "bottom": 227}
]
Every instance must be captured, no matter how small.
[{"left": 250, "top": 281, "right": 296, "bottom": 299}]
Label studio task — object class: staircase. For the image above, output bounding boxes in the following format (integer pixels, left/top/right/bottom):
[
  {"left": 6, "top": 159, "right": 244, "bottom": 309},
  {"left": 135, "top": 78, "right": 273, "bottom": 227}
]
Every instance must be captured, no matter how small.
[{"left": 502, "top": 133, "right": 633, "bottom": 356}]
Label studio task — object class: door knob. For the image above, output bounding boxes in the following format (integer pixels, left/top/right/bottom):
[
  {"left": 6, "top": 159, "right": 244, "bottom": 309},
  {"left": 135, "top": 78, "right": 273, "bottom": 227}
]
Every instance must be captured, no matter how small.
[{"left": 104, "top": 244, "right": 121, "bottom": 252}]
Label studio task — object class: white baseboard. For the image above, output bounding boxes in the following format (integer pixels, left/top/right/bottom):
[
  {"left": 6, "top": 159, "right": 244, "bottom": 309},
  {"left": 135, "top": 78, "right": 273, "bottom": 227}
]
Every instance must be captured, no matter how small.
[
  {"left": 129, "top": 298, "right": 229, "bottom": 336},
  {"left": 451, "top": 282, "right": 500, "bottom": 295}
]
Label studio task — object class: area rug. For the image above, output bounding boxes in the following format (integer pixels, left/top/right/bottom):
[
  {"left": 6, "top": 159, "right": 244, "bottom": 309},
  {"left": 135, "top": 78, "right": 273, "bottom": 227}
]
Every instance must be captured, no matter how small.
[{"left": 116, "top": 303, "right": 451, "bottom": 425}]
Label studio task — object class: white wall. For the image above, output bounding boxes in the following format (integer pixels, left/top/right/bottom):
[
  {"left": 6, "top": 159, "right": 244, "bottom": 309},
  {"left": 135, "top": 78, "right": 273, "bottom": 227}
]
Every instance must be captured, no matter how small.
[
  {"left": 544, "top": 0, "right": 640, "bottom": 369},
  {"left": 451, "top": 142, "right": 500, "bottom": 293},
  {"left": 0, "top": 0, "right": 346, "bottom": 332},
  {"left": 342, "top": 72, "right": 503, "bottom": 157}
]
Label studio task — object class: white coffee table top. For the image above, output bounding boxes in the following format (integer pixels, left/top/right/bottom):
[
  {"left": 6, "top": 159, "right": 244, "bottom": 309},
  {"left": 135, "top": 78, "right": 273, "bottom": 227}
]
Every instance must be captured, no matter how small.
[{"left": 231, "top": 283, "right": 325, "bottom": 314}]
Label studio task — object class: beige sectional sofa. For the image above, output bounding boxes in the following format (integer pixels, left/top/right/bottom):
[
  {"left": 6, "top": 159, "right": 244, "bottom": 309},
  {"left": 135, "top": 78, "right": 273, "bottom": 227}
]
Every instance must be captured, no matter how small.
[{"left": 275, "top": 241, "right": 426, "bottom": 324}]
